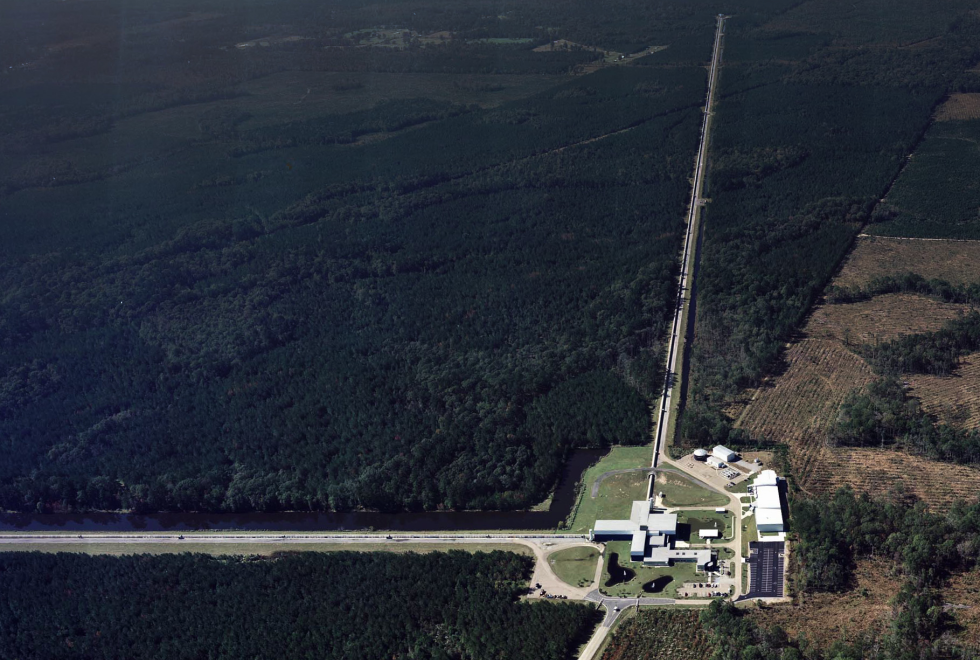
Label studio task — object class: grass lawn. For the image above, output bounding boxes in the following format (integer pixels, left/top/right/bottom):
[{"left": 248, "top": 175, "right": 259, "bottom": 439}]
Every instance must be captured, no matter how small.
[
  {"left": 549, "top": 546, "right": 601, "bottom": 588},
  {"left": 0, "top": 542, "right": 536, "bottom": 557},
  {"left": 655, "top": 473, "right": 728, "bottom": 508},
  {"left": 728, "top": 479, "right": 751, "bottom": 494},
  {"left": 564, "top": 446, "right": 653, "bottom": 534},
  {"left": 741, "top": 512, "right": 758, "bottom": 558},
  {"left": 677, "top": 510, "right": 733, "bottom": 541},
  {"left": 599, "top": 541, "right": 703, "bottom": 599}
]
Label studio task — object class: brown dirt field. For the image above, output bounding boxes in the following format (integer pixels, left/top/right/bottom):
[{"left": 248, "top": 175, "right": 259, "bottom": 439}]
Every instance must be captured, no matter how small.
[
  {"left": 737, "top": 338, "right": 875, "bottom": 483},
  {"left": 908, "top": 352, "right": 980, "bottom": 430},
  {"left": 935, "top": 93, "right": 980, "bottom": 122},
  {"left": 946, "top": 569, "right": 980, "bottom": 647},
  {"left": 806, "top": 447, "right": 980, "bottom": 508},
  {"left": 808, "top": 293, "right": 970, "bottom": 346},
  {"left": 748, "top": 559, "right": 897, "bottom": 648},
  {"left": 835, "top": 235, "right": 980, "bottom": 289}
]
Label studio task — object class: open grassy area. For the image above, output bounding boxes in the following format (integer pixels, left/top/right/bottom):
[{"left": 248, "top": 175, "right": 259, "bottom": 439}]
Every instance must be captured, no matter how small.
[
  {"left": 564, "top": 446, "right": 653, "bottom": 533},
  {"left": 549, "top": 546, "right": 600, "bottom": 588},
  {"left": 599, "top": 541, "right": 703, "bottom": 599},
  {"left": 0, "top": 542, "right": 536, "bottom": 557},
  {"left": 655, "top": 472, "right": 728, "bottom": 507},
  {"left": 678, "top": 510, "right": 733, "bottom": 541},
  {"left": 741, "top": 513, "right": 758, "bottom": 558}
]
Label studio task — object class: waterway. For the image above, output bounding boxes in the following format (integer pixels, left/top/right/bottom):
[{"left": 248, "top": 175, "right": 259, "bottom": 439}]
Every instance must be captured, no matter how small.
[{"left": 0, "top": 449, "right": 605, "bottom": 532}]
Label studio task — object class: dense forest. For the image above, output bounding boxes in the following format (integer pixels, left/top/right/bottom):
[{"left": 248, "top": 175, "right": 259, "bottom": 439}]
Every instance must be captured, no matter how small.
[
  {"left": 682, "top": 0, "right": 980, "bottom": 447},
  {"left": 870, "top": 118, "right": 980, "bottom": 240},
  {"left": 1, "top": 0, "right": 756, "bottom": 514},
  {"left": 0, "top": 550, "right": 598, "bottom": 659}
]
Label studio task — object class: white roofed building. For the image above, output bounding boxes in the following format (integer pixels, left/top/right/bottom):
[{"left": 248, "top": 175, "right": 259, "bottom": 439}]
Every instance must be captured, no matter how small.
[
  {"left": 713, "top": 445, "right": 738, "bottom": 462},
  {"left": 750, "top": 470, "right": 785, "bottom": 533}
]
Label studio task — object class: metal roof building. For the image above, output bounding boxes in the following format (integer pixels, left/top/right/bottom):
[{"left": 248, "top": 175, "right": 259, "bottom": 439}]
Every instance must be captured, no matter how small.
[{"left": 712, "top": 445, "right": 738, "bottom": 462}]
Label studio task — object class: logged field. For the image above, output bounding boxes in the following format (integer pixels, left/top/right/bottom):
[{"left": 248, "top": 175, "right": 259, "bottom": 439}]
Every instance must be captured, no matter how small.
[
  {"left": 737, "top": 338, "right": 874, "bottom": 482},
  {"left": 908, "top": 351, "right": 980, "bottom": 430},
  {"left": 834, "top": 235, "right": 980, "bottom": 289},
  {"left": 806, "top": 447, "right": 980, "bottom": 508},
  {"left": 935, "top": 93, "right": 980, "bottom": 121},
  {"left": 599, "top": 609, "right": 713, "bottom": 660},
  {"left": 749, "top": 559, "right": 897, "bottom": 648},
  {"left": 807, "top": 293, "right": 971, "bottom": 345}
]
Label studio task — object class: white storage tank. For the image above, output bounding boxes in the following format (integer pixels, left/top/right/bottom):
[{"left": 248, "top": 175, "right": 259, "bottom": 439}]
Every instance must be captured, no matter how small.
[{"left": 693, "top": 448, "right": 709, "bottom": 461}]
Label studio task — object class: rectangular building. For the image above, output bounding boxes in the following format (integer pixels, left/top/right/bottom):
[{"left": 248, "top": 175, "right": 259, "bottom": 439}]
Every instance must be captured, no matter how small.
[
  {"left": 712, "top": 445, "right": 738, "bottom": 462},
  {"left": 630, "top": 530, "right": 647, "bottom": 560},
  {"left": 756, "top": 507, "right": 784, "bottom": 533}
]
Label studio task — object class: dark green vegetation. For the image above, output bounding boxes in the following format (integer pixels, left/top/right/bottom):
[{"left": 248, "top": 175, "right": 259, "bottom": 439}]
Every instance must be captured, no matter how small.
[
  {"left": 0, "top": 550, "right": 598, "bottom": 659},
  {"left": 871, "top": 119, "right": 980, "bottom": 240},
  {"left": 600, "top": 609, "right": 713, "bottom": 660},
  {"left": 0, "top": 0, "right": 756, "bottom": 514},
  {"left": 683, "top": 0, "right": 980, "bottom": 447}
]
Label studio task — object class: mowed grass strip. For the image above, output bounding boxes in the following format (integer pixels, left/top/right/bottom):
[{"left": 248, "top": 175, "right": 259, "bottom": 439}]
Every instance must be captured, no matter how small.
[
  {"left": 656, "top": 472, "right": 728, "bottom": 507},
  {"left": 548, "top": 546, "right": 600, "bottom": 588}
]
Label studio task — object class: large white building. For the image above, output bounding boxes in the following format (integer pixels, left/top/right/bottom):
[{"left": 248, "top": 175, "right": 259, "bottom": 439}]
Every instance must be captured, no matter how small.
[
  {"left": 712, "top": 445, "right": 738, "bottom": 462},
  {"left": 590, "top": 500, "right": 713, "bottom": 571},
  {"left": 751, "top": 469, "right": 785, "bottom": 533}
]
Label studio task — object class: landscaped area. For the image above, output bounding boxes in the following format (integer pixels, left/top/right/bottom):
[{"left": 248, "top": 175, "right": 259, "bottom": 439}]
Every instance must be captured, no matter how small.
[
  {"left": 564, "top": 446, "right": 652, "bottom": 534},
  {"left": 548, "top": 546, "right": 600, "bottom": 588},
  {"left": 677, "top": 510, "right": 733, "bottom": 542},
  {"left": 599, "top": 541, "right": 702, "bottom": 599},
  {"left": 655, "top": 472, "right": 728, "bottom": 507}
]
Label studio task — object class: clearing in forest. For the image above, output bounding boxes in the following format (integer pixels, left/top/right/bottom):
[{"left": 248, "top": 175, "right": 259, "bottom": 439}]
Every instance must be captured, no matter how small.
[
  {"left": 935, "top": 93, "right": 980, "bottom": 121},
  {"left": 737, "top": 235, "right": 980, "bottom": 501},
  {"left": 749, "top": 559, "right": 896, "bottom": 647},
  {"left": 834, "top": 235, "right": 980, "bottom": 289},
  {"left": 806, "top": 293, "right": 970, "bottom": 346},
  {"left": 599, "top": 609, "right": 713, "bottom": 660},
  {"left": 907, "top": 352, "right": 980, "bottom": 430}
]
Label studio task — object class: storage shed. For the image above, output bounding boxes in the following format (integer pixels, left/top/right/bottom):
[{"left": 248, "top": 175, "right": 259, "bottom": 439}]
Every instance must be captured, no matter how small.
[{"left": 712, "top": 445, "right": 738, "bottom": 462}]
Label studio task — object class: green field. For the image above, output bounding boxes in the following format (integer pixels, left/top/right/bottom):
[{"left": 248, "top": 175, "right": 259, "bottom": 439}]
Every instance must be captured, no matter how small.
[
  {"left": 548, "top": 546, "right": 601, "bottom": 588},
  {"left": 678, "top": 509, "right": 733, "bottom": 541},
  {"left": 564, "top": 446, "right": 652, "bottom": 533},
  {"left": 655, "top": 472, "right": 728, "bottom": 507},
  {"left": 599, "top": 541, "right": 705, "bottom": 599}
]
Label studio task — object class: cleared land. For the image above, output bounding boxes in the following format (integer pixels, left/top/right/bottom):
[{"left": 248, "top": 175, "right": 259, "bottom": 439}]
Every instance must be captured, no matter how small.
[
  {"left": 935, "top": 93, "right": 980, "bottom": 121},
  {"left": 807, "top": 293, "right": 970, "bottom": 346},
  {"left": 749, "top": 559, "right": 896, "bottom": 647},
  {"left": 599, "top": 609, "right": 714, "bottom": 660},
  {"left": 908, "top": 351, "right": 980, "bottom": 429},
  {"left": 835, "top": 235, "right": 980, "bottom": 289},
  {"left": 737, "top": 230, "right": 980, "bottom": 501},
  {"left": 549, "top": 546, "right": 600, "bottom": 588},
  {"left": 655, "top": 473, "right": 728, "bottom": 508},
  {"left": 565, "top": 446, "right": 653, "bottom": 534}
]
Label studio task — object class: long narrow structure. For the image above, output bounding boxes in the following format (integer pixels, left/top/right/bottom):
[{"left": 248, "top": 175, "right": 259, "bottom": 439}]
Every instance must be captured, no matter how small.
[{"left": 648, "top": 14, "right": 727, "bottom": 494}]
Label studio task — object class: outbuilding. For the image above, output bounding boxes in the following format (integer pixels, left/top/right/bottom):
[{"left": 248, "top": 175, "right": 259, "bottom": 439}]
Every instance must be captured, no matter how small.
[
  {"left": 712, "top": 445, "right": 738, "bottom": 462},
  {"left": 698, "top": 528, "right": 721, "bottom": 539}
]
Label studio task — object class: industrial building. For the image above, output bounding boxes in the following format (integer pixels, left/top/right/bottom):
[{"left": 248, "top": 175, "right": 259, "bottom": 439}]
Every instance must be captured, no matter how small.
[
  {"left": 751, "top": 469, "right": 785, "bottom": 533},
  {"left": 712, "top": 445, "right": 738, "bottom": 462},
  {"left": 590, "top": 500, "right": 714, "bottom": 571}
]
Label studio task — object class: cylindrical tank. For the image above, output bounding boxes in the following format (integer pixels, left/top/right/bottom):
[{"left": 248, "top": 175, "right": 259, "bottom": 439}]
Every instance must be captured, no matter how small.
[{"left": 693, "top": 449, "right": 708, "bottom": 460}]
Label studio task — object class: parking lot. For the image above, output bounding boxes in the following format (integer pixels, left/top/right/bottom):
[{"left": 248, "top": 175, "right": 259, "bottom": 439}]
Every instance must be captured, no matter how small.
[
  {"left": 678, "top": 453, "right": 759, "bottom": 491},
  {"left": 747, "top": 541, "right": 784, "bottom": 598}
]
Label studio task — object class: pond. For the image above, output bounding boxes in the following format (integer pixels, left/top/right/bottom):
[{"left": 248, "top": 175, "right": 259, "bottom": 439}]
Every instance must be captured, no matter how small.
[
  {"left": 642, "top": 576, "right": 673, "bottom": 593},
  {"left": 603, "top": 552, "right": 636, "bottom": 587}
]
